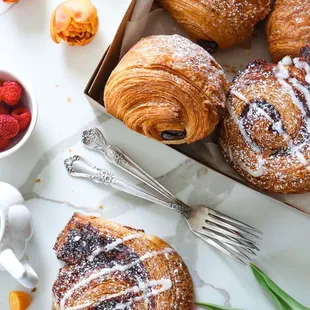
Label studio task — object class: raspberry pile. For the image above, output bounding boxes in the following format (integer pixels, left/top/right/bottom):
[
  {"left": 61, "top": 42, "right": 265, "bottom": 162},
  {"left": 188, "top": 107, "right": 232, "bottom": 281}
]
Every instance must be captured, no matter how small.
[{"left": 0, "top": 80, "right": 31, "bottom": 151}]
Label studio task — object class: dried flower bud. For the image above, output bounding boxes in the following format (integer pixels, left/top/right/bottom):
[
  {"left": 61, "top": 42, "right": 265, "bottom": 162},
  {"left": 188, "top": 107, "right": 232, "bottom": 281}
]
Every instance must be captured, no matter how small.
[{"left": 50, "top": 0, "right": 99, "bottom": 46}]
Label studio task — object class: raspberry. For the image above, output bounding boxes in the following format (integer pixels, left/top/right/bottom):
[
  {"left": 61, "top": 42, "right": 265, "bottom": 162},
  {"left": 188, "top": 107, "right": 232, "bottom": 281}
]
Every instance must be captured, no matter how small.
[
  {"left": 0, "top": 104, "right": 8, "bottom": 115},
  {"left": 0, "top": 81, "right": 23, "bottom": 106},
  {"left": 11, "top": 108, "right": 31, "bottom": 132},
  {"left": 0, "top": 138, "right": 10, "bottom": 150},
  {"left": 0, "top": 115, "right": 19, "bottom": 139}
]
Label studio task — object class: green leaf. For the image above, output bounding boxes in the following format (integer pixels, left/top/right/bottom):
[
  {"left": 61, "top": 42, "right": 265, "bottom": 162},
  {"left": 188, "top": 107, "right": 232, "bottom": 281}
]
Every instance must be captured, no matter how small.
[
  {"left": 195, "top": 302, "right": 243, "bottom": 310},
  {"left": 250, "top": 264, "right": 310, "bottom": 310}
]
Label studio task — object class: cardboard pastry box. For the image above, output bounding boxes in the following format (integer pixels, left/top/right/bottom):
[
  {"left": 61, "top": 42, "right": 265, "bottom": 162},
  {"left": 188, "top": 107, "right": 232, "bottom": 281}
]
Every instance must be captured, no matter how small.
[{"left": 84, "top": 0, "right": 309, "bottom": 215}]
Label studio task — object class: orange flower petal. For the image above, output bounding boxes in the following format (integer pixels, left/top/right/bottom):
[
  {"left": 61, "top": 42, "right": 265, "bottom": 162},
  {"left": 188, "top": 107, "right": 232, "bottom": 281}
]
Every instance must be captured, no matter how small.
[{"left": 50, "top": 0, "right": 99, "bottom": 46}]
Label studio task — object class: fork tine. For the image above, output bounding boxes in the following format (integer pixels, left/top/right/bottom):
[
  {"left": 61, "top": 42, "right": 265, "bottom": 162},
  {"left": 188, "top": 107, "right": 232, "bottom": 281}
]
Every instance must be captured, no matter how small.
[
  {"left": 242, "top": 247, "right": 257, "bottom": 255},
  {"left": 224, "top": 235, "right": 259, "bottom": 254},
  {"left": 237, "top": 239, "right": 260, "bottom": 251},
  {"left": 212, "top": 239, "right": 256, "bottom": 263},
  {"left": 208, "top": 214, "right": 262, "bottom": 241},
  {"left": 208, "top": 209, "right": 263, "bottom": 234},
  {"left": 196, "top": 227, "right": 258, "bottom": 250},
  {"left": 230, "top": 227, "right": 263, "bottom": 240},
  {"left": 218, "top": 241, "right": 252, "bottom": 261},
  {"left": 192, "top": 231, "right": 248, "bottom": 265},
  {"left": 203, "top": 222, "right": 259, "bottom": 245}
]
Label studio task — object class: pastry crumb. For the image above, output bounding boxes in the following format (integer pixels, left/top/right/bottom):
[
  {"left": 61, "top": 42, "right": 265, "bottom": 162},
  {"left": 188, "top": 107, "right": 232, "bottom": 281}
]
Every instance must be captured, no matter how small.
[
  {"left": 35, "top": 178, "right": 41, "bottom": 183},
  {"left": 99, "top": 205, "right": 104, "bottom": 209},
  {"left": 68, "top": 148, "right": 72, "bottom": 153},
  {"left": 31, "top": 288, "right": 37, "bottom": 293},
  {"left": 55, "top": 84, "right": 60, "bottom": 88},
  {"left": 67, "top": 97, "right": 71, "bottom": 103}
]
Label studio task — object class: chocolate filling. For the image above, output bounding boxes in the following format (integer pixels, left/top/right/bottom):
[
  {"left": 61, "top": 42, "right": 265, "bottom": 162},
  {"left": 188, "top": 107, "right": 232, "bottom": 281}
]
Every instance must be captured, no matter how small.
[
  {"left": 300, "top": 45, "right": 310, "bottom": 64},
  {"left": 161, "top": 130, "right": 186, "bottom": 141},
  {"left": 239, "top": 99, "right": 287, "bottom": 149},
  {"left": 240, "top": 99, "right": 282, "bottom": 122},
  {"left": 197, "top": 39, "right": 219, "bottom": 54},
  {"left": 54, "top": 227, "right": 156, "bottom": 309}
]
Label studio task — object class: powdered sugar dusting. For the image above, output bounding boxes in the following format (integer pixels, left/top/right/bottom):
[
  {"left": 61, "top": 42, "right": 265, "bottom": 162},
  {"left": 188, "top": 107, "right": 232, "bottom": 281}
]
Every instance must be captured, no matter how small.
[
  {"left": 61, "top": 248, "right": 174, "bottom": 309},
  {"left": 105, "top": 34, "right": 229, "bottom": 144},
  {"left": 88, "top": 233, "right": 143, "bottom": 262},
  {"left": 52, "top": 215, "right": 193, "bottom": 310},
  {"left": 220, "top": 56, "right": 310, "bottom": 193}
]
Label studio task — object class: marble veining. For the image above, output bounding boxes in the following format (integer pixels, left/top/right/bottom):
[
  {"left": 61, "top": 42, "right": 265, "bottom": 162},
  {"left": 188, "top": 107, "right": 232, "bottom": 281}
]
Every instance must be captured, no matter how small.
[{"left": 0, "top": 1, "right": 309, "bottom": 310}]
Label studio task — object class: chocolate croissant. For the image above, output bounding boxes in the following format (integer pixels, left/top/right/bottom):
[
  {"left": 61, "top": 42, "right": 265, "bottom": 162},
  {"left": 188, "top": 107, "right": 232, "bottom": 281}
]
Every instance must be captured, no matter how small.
[
  {"left": 220, "top": 55, "right": 310, "bottom": 194},
  {"left": 156, "top": 0, "right": 272, "bottom": 50},
  {"left": 267, "top": 0, "right": 310, "bottom": 63},
  {"left": 104, "top": 35, "right": 229, "bottom": 145},
  {"left": 52, "top": 213, "right": 194, "bottom": 309}
]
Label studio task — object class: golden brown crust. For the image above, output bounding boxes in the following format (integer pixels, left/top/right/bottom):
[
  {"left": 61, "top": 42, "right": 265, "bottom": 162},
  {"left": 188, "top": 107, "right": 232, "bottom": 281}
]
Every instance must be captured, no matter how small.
[
  {"left": 104, "top": 35, "right": 229, "bottom": 145},
  {"left": 52, "top": 213, "right": 194, "bottom": 309},
  {"left": 219, "top": 57, "right": 310, "bottom": 194},
  {"left": 267, "top": 0, "right": 310, "bottom": 63},
  {"left": 156, "top": 0, "right": 271, "bottom": 48}
]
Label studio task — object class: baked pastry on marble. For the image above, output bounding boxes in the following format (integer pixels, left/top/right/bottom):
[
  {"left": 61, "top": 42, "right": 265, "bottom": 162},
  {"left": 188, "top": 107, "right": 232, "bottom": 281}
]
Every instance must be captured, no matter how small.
[
  {"left": 104, "top": 34, "right": 229, "bottom": 145},
  {"left": 267, "top": 0, "right": 310, "bottom": 63},
  {"left": 52, "top": 213, "right": 194, "bottom": 309},
  {"left": 156, "top": 0, "right": 272, "bottom": 51},
  {"left": 219, "top": 54, "right": 310, "bottom": 194}
]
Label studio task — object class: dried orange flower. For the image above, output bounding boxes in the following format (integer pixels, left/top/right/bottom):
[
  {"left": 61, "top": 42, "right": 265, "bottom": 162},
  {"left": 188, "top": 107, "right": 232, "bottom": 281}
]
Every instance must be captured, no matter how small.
[
  {"left": 50, "top": 0, "right": 99, "bottom": 46},
  {"left": 9, "top": 291, "right": 31, "bottom": 310}
]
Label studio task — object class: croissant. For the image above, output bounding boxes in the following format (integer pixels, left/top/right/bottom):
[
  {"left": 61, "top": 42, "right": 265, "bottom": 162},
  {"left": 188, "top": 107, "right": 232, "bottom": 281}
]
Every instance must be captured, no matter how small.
[
  {"left": 52, "top": 213, "right": 194, "bottom": 309},
  {"left": 104, "top": 35, "right": 229, "bottom": 145},
  {"left": 267, "top": 0, "right": 310, "bottom": 63},
  {"left": 219, "top": 55, "right": 310, "bottom": 194},
  {"left": 156, "top": 0, "right": 272, "bottom": 51}
]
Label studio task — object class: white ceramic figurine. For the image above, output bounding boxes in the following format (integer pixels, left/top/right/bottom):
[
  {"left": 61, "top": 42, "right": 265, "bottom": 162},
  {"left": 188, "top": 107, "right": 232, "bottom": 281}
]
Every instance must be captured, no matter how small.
[{"left": 0, "top": 182, "right": 39, "bottom": 288}]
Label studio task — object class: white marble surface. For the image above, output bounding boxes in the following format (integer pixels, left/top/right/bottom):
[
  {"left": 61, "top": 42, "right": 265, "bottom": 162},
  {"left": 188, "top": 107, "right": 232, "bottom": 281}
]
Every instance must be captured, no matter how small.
[{"left": 0, "top": 1, "right": 309, "bottom": 309}]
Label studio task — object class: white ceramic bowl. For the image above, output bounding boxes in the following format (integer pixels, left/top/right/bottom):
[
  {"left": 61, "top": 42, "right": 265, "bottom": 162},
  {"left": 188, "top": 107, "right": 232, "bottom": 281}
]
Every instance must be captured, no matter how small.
[{"left": 0, "top": 70, "right": 38, "bottom": 159}]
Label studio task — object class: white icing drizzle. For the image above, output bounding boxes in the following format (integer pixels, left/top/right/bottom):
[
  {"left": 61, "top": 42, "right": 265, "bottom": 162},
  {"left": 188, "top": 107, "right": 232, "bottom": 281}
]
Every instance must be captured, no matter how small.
[
  {"left": 226, "top": 94, "right": 261, "bottom": 153},
  {"left": 274, "top": 57, "right": 310, "bottom": 170},
  {"left": 293, "top": 58, "right": 310, "bottom": 84},
  {"left": 295, "top": 151, "right": 310, "bottom": 172},
  {"left": 65, "top": 279, "right": 172, "bottom": 310},
  {"left": 289, "top": 77, "right": 310, "bottom": 132},
  {"left": 229, "top": 55, "right": 310, "bottom": 176},
  {"left": 280, "top": 56, "right": 293, "bottom": 66},
  {"left": 230, "top": 90, "right": 248, "bottom": 103},
  {"left": 230, "top": 90, "right": 289, "bottom": 142},
  {"left": 238, "top": 156, "right": 265, "bottom": 178},
  {"left": 88, "top": 234, "right": 143, "bottom": 262},
  {"left": 60, "top": 248, "right": 175, "bottom": 310},
  {"left": 276, "top": 60, "right": 290, "bottom": 79},
  {"left": 277, "top": 78, "right": 307, "bottom": 116},
  {"left": 228, "top": 146, "right": 233, "bottom": 162},
  {"left": 229, "top": 91, "right": 265, "bottom": 177},
  {"left": 114, "top": 279, "right": 172, "bottom": 309}
]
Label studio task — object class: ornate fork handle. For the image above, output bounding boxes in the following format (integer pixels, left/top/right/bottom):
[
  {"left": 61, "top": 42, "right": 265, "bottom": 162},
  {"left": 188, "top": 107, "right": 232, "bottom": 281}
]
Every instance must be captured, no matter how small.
[
  {"left": 82, "top": 128, "right": 188, "bottom": 209},
  {"left": 64, "top": 156, "right": 191, "bottom": 216}
]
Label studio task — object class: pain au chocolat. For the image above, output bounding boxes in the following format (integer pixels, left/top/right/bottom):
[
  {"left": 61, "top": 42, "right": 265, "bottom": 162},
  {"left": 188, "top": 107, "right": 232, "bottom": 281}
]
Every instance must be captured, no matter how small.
[
  {"left": 52, "top": 213, "right": 194, "bottom": 309},
  {"left": 104, "top": 35, "right": 229, "bottom": 145},
  {"left": 156, "top": 0, "right": 272, "bottom": 51},
  {"left": 220, "top": 53, "right": 310, "bottom": 194},
  {"left": 267, "top": 0, "right": 310, "bottom": 63}
]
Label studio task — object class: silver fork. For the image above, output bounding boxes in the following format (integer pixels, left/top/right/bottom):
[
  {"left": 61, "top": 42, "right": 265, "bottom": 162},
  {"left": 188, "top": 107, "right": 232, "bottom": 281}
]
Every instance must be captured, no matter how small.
[{"left": 64, "top": 128, "right": 262, "bottom": 264}]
